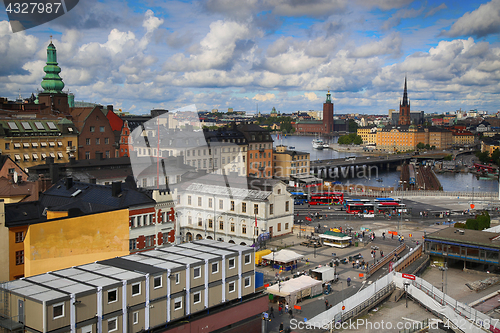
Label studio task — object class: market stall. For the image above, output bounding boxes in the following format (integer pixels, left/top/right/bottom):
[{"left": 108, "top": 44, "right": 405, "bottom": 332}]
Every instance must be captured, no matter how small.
[
  {"left": 266, "top": 275, "right": 323, "bottom": 306},
  {"left": 262, "top": 249, "right": 304, "bottom": 271},
  {"left": 319, "top": 230, "right": 352, "bottom": 248}
]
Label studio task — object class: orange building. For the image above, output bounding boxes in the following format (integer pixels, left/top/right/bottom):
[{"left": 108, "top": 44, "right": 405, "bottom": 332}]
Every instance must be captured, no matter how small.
[
  {"left": 238, "top": 123, "right": 274, "bottom": 178},
  {"left": 376, "top": 125, "right": 427, "bottom": 151}
]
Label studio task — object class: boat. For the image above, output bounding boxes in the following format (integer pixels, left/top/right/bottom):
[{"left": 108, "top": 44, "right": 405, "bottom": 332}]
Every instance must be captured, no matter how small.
[
  {"left": 312, "top": 138, "right": 324, "bottom": 150},
  {"left": 289, "top": 146, "right": 295, "bottom": 150},
  {"left": 376, "top": 178, "right": 383, "bottom": 182}
]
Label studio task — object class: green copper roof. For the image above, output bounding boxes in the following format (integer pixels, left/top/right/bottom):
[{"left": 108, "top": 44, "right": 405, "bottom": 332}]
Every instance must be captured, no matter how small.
[
  {"left": 41, "top": 42, "right": 65, "bottom": 93},
  {"left": 271, "top": 107, "right": 277, "bottom": 114},
  {"left": 325, "top": 91, "right": 332, "bottom": 104}
]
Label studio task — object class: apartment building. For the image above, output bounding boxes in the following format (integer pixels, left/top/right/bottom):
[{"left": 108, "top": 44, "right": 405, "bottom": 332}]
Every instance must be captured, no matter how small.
[
  {"left": 175, "top": 174, "right": 293, "bottom": 243},
  {"left": 273, "top": 145, "right": 310, "bottom": 178},
  {"left": 238, "top": 123, "right": 274, "bottom": 178},
  {"left": 0, "top": 240, "right": 255, "bottom": 333}
]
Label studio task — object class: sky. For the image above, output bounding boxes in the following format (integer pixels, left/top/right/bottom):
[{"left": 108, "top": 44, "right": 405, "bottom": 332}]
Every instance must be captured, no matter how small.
[{"left": 0, "top": 0, "right": 499, "bottom": 116}]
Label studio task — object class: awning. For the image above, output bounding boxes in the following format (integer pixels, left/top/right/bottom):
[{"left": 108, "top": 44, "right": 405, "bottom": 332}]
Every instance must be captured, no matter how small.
[
  {"left": 23, "top": 154, "right": 29, "bottom": 160},
  {"left": 13, "top": 143, "right": 21, "bottom": 148},
  {"left": 14, "top": 154, "right": 21, "bottom": 161},
  {"left": 262, "top": 249, "right": 304, "bottom": 263},
  {"left": 31, "top": 142, "right": 38, "bottom": 147},
  {"left": 49, "top": 142, "right": 55, "bottom": 147},
  {"left": 58, "top": 142, "right": 63, "bottom": 147},
  {"left": 57, "top": 152, "right": 63, "bottom": 158},
  {"left": 41, "top": 153, "right": 47, "bottom": 159},
  {"left": 23, "top": 143, "right": 30, "bottom": 148},
  {"left": 40, "top": 142, "right": 47, "bottom": 147},
  {"left": 32, "top": 153, "right": 38, "bottom": 160},
  {"left": 49, "top": 152, "right": 55, "bottom": 158}
]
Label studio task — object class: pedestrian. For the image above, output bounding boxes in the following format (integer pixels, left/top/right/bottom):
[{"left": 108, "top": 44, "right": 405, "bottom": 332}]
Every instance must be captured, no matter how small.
[
  {"left": 278, "top": 304, "right": 282, "bottom": 315},
  {"left": 362, "top": 231, "right": 365, "bottom": 238},
  {"left": 347, "top": 277, "right": 351, "bottom": 286},
  {"left": 391, "top": 233, "right": 394, "bottom": 240},
  {"left": 270, "top": 306, "right": 275, "bottom": 318},
  {"left": 382, "top": 232, "right": 385, "bottom": 240},
  {"left": 325, "top": 299, "right": 329, "bottom": 310},
  {"left": 356, "top": 259, "right": 359, "bottom": 268},
  {"left": 285, "top": 303, "right": 289, "bottom": 313},
  {"left": 279, "top": 322, "right": 284, "bottom": 333},
  {"left": 352, "top": 261, "right": 355, "bottom": 269},
  {"left": 380, "top": 250, "right": 384, "bottom": 257}
]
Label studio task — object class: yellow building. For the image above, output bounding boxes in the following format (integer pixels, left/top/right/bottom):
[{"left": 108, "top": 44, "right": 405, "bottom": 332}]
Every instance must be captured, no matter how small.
[
  {"left": 273, "top": 145, "right": 310, "bottom": 178},
  {"left": 428, "top": 128, "right": 453, "bottom": 150},
  {"left": 0, "top": 118, "right": 78, "bottom": 170},
  {"left": 357, "top": 127, "right": 377, "bottom": 144},
  {"left": 376, "top": 125, "right": 427, "bottom": 151},
  {"left": 481, "top": 141, "right": 500, "bottom": 155},
  {"left": 453, "top": 132, "right": 475, "bottom": 146}
]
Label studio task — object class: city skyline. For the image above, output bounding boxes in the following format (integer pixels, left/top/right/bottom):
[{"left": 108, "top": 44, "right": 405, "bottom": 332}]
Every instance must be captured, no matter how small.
[{"left": 0, "top": 0, "right": 499, "bottom": 115}]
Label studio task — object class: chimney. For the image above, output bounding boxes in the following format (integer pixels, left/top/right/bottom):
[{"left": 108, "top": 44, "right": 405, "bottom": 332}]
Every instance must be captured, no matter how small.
[
  {"left": 111, "top": 181, "right": 122, "bottom": 197},
  {"left": 177, "top": 155, "right": 184, "bottom": 168},
  {"left": 49, "top": 163, "right": 60, "bottom": 183},
  {"left": 66, "top": 177, "right": 73, "bottom": 190},
  {"left": 107, "top": 105, "right": 114, "bottom": 113}
]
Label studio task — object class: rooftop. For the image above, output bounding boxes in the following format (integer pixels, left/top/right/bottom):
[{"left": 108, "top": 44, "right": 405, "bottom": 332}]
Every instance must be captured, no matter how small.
[{"left": 425, "top": 227, "right": 500, "bottom": 249}]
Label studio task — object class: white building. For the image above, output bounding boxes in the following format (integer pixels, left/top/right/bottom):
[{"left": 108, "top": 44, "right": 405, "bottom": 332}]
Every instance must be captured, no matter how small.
[{"left": 175, "top": 174, "right": 293, "bottom": 245}]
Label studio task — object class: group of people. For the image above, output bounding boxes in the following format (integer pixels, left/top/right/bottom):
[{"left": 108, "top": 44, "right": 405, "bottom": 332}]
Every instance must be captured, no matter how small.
[{"left": 276, "top": 301, "right": 294, "bottom": 318}]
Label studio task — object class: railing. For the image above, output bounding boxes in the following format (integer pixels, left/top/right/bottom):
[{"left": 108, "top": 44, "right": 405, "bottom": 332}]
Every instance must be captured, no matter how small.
[
  {"left": 393, "top": 244, "right": 423, "bottom": 273},
  {"left": 367, "top": 243, "right": 405, "bottom": 277},
  {"left": 341, "top": 283, "right": 395, "bottom": 321}
]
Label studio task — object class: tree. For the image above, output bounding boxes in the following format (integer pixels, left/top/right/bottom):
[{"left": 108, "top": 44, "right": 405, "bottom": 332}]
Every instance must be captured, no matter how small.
[
  {"left": 348, "top": 119, "right": 358, "bottom": 133},
  {"left": 338, "top": 133, "right": 363, "bottom": 145},
  {"left": 416, "top": 142, "right": 425, "bottom": 150},
  {"left": 463, "top": 211, "right": 490, "bottom": 230},
  {"left": 475, "top": 151, "right": 489, "bottom": 164}
]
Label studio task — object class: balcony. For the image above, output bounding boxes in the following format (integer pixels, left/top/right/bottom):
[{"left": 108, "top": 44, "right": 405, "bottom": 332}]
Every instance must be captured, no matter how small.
[
  {"left": 259, "top": 148, "right": 265, "bottom": 152},
  {"left": 66, "top": 146, "right": 76, "bottom": 152},
  {"left": 258, "top": 166, "right": 265, "bottom": 171}
]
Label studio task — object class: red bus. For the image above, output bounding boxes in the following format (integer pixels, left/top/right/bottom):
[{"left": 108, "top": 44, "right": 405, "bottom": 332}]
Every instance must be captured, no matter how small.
[
  {"left": 346, "top": 203, "right": 374, "bottom": 214},
  {"left": 309, "top": 192, "right": 344, "bottom": 205},
  {"left": 377, "top": 203, "right": 406, "bottom": 214}
]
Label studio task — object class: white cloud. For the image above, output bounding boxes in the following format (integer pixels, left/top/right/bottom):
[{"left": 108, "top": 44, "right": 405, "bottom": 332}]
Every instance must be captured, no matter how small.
[
  {"left": 0, "top": 21, "right": 39, "bottom": 75},
  {"left": 354, "top": 0, "right": 415, "bottom": 11},
  {"left": 348, "top": 33, "right": 402, "bottom": 58},
  {"left": 253, "top": 93, "right": 275, "bottom": 101},
  {"left": 444, "top": 0, "right": 500, "bottom": 38},
  {"left": 304, "top": 92, "right": 319, "bottom": 101},
  {"left": 425, "top": 3, "right": 447, "bottom": 18}
]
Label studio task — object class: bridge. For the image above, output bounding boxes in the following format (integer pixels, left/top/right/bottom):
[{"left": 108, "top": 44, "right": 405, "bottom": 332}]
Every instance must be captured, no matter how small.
[{"left": 310, "top": 152, "right": 451, "bottom": 180}]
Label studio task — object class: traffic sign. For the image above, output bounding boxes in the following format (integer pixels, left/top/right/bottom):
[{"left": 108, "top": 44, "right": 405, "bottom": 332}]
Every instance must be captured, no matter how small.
[
  {"left": 402, "top": 273, "right": 415, "bottom": 280},
  {"left": 470, "top": 204, "right": 475, "bottom": 209},
  {"left": 342, "top": 305, "right": 345, "bottom": 310}
]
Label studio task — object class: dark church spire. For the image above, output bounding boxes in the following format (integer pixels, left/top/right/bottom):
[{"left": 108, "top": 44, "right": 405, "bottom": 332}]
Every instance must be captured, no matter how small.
[{"left": 402, "top": 76, "right": 409, "bottom": 107}]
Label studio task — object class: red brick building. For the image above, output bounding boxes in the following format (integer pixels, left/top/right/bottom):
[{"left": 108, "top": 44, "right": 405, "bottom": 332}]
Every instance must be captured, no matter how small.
[
  {"left": 399, "top": 77, "right": 411, "bottom": 126},
  {"left": 293, "top": 91, "right": 335, "bottom": 135}
]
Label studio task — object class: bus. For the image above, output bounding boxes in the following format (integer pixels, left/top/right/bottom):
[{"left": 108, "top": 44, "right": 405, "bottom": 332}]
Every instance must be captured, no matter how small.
[
  {"left": 374, "top": 198, "right": 401, "bottom": 203},
  {"left": 309, "top": 192, "right": 344, "bottom": 205},
  {"left": 346, "top": 203, "right": 374, "bottom": 214},
  {"left": 376, "top": 203, "right": 406, "bottom": 214},
  {"left": 344, "top": 199, "right": 371, "bottom": 207},
  {"left": 291, "top": 192, "right": 308, "bottom": 205}
]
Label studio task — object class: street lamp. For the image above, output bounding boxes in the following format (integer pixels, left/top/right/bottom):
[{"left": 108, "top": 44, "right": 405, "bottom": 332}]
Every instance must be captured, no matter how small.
[{"left": 439, "top": 262, "right": 448, "bottom": 294}]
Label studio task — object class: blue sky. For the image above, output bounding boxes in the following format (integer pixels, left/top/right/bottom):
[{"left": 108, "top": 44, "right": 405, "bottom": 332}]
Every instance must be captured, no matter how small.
[{"left": 0, "top": 0, "right": 499, "bottom": 115}]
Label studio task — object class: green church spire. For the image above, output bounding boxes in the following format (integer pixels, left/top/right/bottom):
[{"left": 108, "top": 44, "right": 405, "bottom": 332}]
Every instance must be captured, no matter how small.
[{"left": 41, "top": 38, "right": 65, "bottom": 93}]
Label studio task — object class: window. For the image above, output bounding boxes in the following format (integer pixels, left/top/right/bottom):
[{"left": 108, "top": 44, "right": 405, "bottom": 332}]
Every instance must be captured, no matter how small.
[
  {"left": 188, "top": 196, "right": 192, "bottom": 205},
  {"left": 230, "top": 223, "right": 235, "bottom": 232},
  {"left": 4, "top": 143, "right": 9, "bottom": 150},
  {"left": 132, "top": 283, "right": 141, "bottom": 296},
  {"left": 278, "top": 223, "right": 281, "bottom": 232},
  {"left": 244, "top": 254, "right": 251, "bottom": 264},
  {"left": 107, "top": 317, "right": 118, "bottom": 332},
  {"left": 175, "top": 272, "right": 180, "bottom": 284},
  {"left": 242, "top": 202, "right": 246, "bottom": 213},
  {"left": 228, "top": 258, "right": 235, "bottom": 269},
  {"left": 15, "top": 232, "right": 24, "bottom": 243},
  {"left": 212, "top": 262, "right": 219, "bottom": 274},
  {"left": 90, "top": 126, "right": 95, "bottom": 132},
  {"left": 244, "top": 276, "right": 251, "bottom": 288},
  {"left": 198, "top": 217, "right": 202, "bottom": 227},
  {"left": 285, "top": 223, "right": 289, "bottom": 230},
  {"left": 108, "top": 289, "right": 118, "bottom": 303},
  {"left": 219, "top": 200, "right": 223, "bottom": 210},
  {"left": 242, "top": 224, "right": 246, "bottom": 234},
  {"left": 208, "top": 198, "right": 213, "bottom": 208},
  {"left": 100, "top": 126, "right": 105, "bottom": 132},
  {"left": 254, "top": 204, "right": 259, "bottom": 215},
  {"left": 129, "top": 239, "right": 136, "bottom": 251},
  {"left": 133, "top": 311, "right": 139, "bottom": 325},
  {"left": 286, "top": 201, "right": 290, "bottom": 212},
  {"left": 105, "top": 137, "right": 109, "bottom": 144},
  {"left": 193, "top": 266, "right": 201, "bottom": 279},
  {"left": 15, "top": 251, "right": 23, "bottom": 265},
  {"left": 277, "top": 189, "right": 282, "bottom": 195},
  {"left": 219, "top": 219, "right": 224, "bottom": 230},
  {"left": 50, "top": 302, "right": 65, "bottom": 321},
  {"left": 208, "top": 219, "right": 213, "bottom": 228},
  {"left": 96, "top": 138, "right": 100, "bottom": 145},
  {"left": 174, "top": 297, "right": 182, "bottom": 310},
  {"left": 228, "top": 281, "right": 235, "bottom": 293},
  {"left": 198, "top": 197, "right": 202, "bottom": 207},
  {"left": 85, "top": 152, "right": 90, "bottom": 159},
  {"left": 270, "top": 204, "right": 274, "bottom": 215},
  {"left": 193, "top": 292, "right": 201, "bottom": 304},
  {"left": 230, "top": 201, "right": 235, "bottom": 211}
]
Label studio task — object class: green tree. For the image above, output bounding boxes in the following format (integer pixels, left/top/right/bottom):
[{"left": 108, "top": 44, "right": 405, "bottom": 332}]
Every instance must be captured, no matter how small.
[
  {"left": 338, "top": 133, "right": 363, "bottom": 145},
  {"left": 475, "top": 151, "right": 490, "bottom": 164},
  {"left": 416, "top": 142, "right": 425, "bottom": 150},
  {"left": 443, "top": 155, "right": 453, "bottom": 161},
  {"left": 348, "top": 119, "right": 358, "bottom": 133}
]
